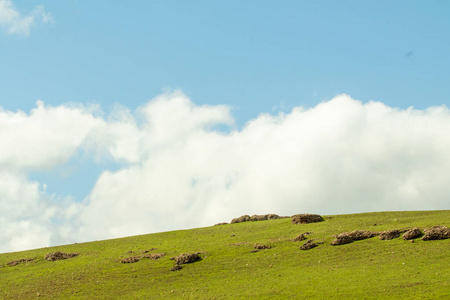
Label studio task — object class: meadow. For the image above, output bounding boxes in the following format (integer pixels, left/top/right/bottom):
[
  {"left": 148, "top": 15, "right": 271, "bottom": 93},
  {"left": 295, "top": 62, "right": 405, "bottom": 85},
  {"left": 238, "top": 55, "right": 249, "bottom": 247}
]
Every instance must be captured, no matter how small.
[{"left": 0, "top": 210, "right": 448, "bottom": 299}]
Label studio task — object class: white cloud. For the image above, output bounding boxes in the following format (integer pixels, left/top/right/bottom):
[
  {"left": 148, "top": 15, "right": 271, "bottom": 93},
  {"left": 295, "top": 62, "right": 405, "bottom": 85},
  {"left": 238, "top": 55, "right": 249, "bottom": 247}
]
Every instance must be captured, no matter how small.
[
  {"left": 0, "top": 101, "right": 103, "bottom": 170},
  {"left": 0, "top": 0, "right": 53, "bottom": 36},
  {"left": 77, "top": 93, "right": 450, "bottom": 242},
  {"left": 0, "top": 171, "right": 51, "bottom": 251},
  {"left": 1, "top": 92, "right": 450, "bottom": 252}
]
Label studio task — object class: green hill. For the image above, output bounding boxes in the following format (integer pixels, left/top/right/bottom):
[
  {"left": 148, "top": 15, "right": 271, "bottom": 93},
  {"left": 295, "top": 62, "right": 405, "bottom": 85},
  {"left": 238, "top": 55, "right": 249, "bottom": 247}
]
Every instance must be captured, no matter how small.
[{"left": 1, "top": 210, "right": 449, "bottom": 299}]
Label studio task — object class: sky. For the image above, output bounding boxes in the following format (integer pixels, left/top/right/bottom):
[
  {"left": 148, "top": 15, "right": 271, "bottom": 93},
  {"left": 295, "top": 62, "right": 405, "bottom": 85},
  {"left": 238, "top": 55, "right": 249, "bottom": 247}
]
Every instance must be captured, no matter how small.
[{"left": 0, "top": 0, "right": 449, "bottom": 253}]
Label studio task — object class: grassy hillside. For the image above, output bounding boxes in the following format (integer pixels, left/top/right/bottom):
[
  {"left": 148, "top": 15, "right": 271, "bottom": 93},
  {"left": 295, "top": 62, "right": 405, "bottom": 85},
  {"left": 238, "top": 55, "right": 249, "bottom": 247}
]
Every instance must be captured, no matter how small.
[{"left": 1, "top": 210, "right": 449, "bottom": 299}]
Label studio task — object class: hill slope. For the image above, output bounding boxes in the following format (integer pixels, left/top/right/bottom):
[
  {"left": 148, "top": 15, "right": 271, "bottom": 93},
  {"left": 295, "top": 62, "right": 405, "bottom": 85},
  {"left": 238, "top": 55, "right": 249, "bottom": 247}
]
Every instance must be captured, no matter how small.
[{"left": 1, "top": 210, "right": 449, "bottom": 299}]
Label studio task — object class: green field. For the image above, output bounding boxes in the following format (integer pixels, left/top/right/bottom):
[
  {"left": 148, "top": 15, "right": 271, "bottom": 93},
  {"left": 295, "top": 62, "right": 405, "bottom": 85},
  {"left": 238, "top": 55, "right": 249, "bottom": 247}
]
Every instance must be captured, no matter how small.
[{"left": 1, "top": 210, "right": 449, "bottom": 299}]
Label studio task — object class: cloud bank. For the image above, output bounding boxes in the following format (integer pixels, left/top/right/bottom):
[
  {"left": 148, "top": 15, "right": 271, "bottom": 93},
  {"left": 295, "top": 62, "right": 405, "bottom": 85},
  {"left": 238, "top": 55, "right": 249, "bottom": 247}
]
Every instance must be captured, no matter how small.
[
  {"left": 0, "top": 0, "right": 53, "bottom": 36},
  {"left": 1, "top": 92, "right": 449, "bottom": 252}
]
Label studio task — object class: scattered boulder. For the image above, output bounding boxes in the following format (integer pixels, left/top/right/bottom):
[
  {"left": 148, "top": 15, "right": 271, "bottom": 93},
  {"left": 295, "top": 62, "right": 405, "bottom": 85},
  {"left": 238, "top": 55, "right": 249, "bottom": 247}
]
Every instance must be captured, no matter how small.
[
  {"left": 330, "top": 230, "right": 379, "bottom": 246},
  {"left": 293, "top": 234, "right": 307, "bottom": 242},
  {"left": 214, "top": 222, "right": 228, "bottom": 226},
  {"left": 291, "top": 214, "right": 324, "bottom": 224},
  {"left": 345, "top": 230, "right": 379, "bottom": 240},
  {"left": 403, "top": 228, "right": 422, "bottom": 240},
  {"left": 379, "top": 230, "right": 403, "bottom": 240},
  {"left": 250, "top": 214, "right": 283, "bottom": 221},
  {"left": 292, "top": 232, "right": 312, "bottom": 242},
  {"left": 121, "top": 256, "right": 141, "bottom": 264},
  {"left": 7, "top": 258, "right": 34, "bottom": 266},
  {"left": 330, "top": 235, "right": 353, "bottom": 246},
  {"left": 121, "top": 253, "right": 165, "bottom": 263},
  {"left": 231, "top": 215, "right": 251, "bottom": 224},
  {"left": 253, "top": 244, "right": 271, "bottom": 250},
  {"left": 142, "top": 253, "right": 165, "bottom": 260},
  {"left": 231, "top": 214, "right": 289, "bottom": 223},
  {"left": 170, "top": 265, "right": 183, "bottom": 271},
  {"left": 141, "top": 248, "right": 158, "bottom": 253},
  {"left": 300, "top": 240, "right": 318, "bottom": 250},
  {"left": 171, "top": 253, "right": 202, "bottom": 265},
  {"left": 422, "top": 225, "right": 450, "bottom": 241},
  {"left": 44, "top": 252, "right": 78, "bottom": 261}
]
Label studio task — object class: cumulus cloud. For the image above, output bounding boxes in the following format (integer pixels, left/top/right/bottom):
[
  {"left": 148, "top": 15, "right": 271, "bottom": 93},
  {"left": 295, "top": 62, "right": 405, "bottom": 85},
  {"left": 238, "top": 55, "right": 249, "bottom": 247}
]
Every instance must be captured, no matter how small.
[
  {"left": 1, "top": 92, "right": 450, "bottom": 252},
  {"left": 0, "top": 0, "right": 53, "bottom": 36}
]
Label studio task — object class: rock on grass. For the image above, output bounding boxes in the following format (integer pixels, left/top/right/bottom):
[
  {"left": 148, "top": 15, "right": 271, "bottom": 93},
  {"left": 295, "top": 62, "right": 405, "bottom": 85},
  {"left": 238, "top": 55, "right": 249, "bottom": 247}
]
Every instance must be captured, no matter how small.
[
  {"left": 300, "top": 240, "right": 318, "bottom": 250},
  {"left": 171, "top": 253, "right": 202, "bottom": 265},
  {"left": 121, "top": 253, "right": 165, "bottom": 263},
  {"left": 379, "top": 230, "right": 404, "bottom": 240},
  {"left": 330, "top": 235, "right": 354, "bottom": 246},
  {"left": 330, "top": 230, "right": 379, "bottom": 245},
  {"left": 170, "top": 265, "right": 183, "bottom": 271},
  {"left": 121, "top": 256, "right": 141, "bottom": 264},
  {"left": 253, "top": 244, "right": 271, "bottom": 250},
  {"left": 231, "top": 215, "right": 251, "bottom": 224},
  {"left": 44, "top": 252, "right": 78, "bottom": 261},
  {"left": 291, "top": 214, "right": 324, "bottom": 224},
  {"left": 292, "top": 232, "right": 310, "bottom": 242},
  {"left": 231, "top": 214, "right": 286, "bottom": 224},
  {"left": 7, "top": 258, "right": 34, "bottom": 266},
  {"left": 422, "top": 225, "right": 450, "bottom": 240},
  {"left": 403, "top": 228, "right": 422, "bottom": 240}
]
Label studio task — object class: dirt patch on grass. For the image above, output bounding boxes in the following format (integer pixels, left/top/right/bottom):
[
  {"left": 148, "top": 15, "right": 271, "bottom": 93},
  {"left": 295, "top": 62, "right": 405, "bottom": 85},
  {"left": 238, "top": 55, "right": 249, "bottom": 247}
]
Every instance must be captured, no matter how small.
[
  {"left": 403, "top": 228, "right": 422, "bottom": 240},
  {"left": 291, "top": 214, "right": 324, "bottom": 224},
  {"left": 121, "top": 253, "right": 166, "bottom": 263},
  {"left": 7, "top": 258, "right": 34, "bottom": 266},
  {"left": 44, "top": 252, "right": 78, "bottom": 261},
  {"left": 141, "top": 248, "right": 158, "bottom": 253},
  {"left": 251, "top": 244, "right": 272, "bottom": 252},
  {"left": 230, "top": 241, "right": 248, "bottom": 246},
  {"left": 422, "top": 225, "right": 450, "bottom": 240},
  {"left": 300, "top": 240, "right": 318, "bottom": 250}
]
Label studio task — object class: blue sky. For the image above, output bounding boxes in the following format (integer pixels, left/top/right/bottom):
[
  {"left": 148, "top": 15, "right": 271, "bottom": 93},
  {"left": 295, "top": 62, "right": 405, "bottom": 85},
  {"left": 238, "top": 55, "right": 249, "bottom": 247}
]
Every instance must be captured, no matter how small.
[
  {"left": 1, "top": 1, "right": 449, "bottom": 252},
  {"left": 2, "top": 1, "right": 450, "bottom": 118}
]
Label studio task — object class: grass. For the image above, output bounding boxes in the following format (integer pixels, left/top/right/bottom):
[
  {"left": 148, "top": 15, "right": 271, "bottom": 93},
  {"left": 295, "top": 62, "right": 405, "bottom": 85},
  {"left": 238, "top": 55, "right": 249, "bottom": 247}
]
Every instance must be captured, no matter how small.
[{"left": 0, "top": 210, "right": 449, "bottom": 299}]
